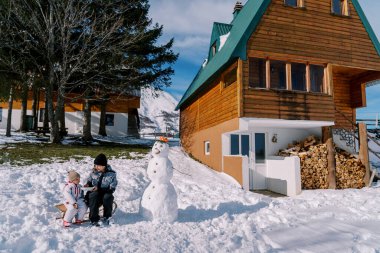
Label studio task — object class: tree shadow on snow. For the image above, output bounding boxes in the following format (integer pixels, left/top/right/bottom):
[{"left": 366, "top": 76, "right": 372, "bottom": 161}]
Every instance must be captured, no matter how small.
[{"left": 177, "top": 201, "right": 268, "bottom": 223}]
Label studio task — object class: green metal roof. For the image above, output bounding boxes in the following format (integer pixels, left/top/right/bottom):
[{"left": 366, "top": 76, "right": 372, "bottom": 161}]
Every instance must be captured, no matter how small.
[
  {"left": 176, "top": 0, "right": 380, "bottom": 110},
  {"left": 176, "top": 0, "right": 271, "bottom": 110},
  {"left": 208, "top": 22, "right": 233, "bottom": 62}
]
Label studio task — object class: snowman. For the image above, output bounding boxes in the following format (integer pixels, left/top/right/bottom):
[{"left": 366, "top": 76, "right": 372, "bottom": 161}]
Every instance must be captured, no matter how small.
[{"left": 140, "top": 137, "right": 178, "bottom": 223}]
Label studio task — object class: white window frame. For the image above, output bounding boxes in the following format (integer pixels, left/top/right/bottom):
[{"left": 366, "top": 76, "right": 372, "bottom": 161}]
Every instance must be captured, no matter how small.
[{"left": 204, "top": 141, "right": 210, "bottom": 155}]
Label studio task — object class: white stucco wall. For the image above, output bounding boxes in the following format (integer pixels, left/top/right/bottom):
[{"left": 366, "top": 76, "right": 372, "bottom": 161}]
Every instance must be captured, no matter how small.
[
  {"left": 266, "top": 156, "right": 301, "bottom": 196},
  {"left": 0, "top": 108, "right": 129, "bottom": 137}
]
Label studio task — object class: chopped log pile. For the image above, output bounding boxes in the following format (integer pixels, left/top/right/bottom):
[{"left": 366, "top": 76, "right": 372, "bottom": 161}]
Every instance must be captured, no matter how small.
[{"left": 278, "top": 136, "right": 366, "bottom": 189}]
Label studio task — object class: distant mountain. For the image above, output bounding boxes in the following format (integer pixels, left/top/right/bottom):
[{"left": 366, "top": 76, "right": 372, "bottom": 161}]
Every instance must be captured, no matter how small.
[{"left": 138, "top": 88, "right": 179, "bottom": 135}]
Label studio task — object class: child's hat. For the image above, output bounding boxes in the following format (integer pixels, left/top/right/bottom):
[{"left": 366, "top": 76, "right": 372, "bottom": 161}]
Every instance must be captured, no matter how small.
[
  {"left": 68, "top": 170, "right": 80, "bottom": 181},
  {"left": 94, "top": 153, "right": 107, "bottom": 166}
]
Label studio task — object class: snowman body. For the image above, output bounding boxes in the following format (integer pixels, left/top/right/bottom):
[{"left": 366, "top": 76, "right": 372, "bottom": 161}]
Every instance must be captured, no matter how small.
[{"left": 140, "top": 141, "right": 178, "bottom": 223}]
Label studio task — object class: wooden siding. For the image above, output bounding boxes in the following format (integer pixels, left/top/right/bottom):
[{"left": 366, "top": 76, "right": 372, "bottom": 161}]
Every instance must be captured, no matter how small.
[
  {"left": 242, "top": 88, "right": 335, "bottom": 121},
  {"left": 334, "top": 73, "right": 355, "bottom": 129},
  {"left": 180, "top": 77, "right": 239, "bottom": 150},
  {"left": 248, "top": 0, "right": 380, "bottom": 70}
]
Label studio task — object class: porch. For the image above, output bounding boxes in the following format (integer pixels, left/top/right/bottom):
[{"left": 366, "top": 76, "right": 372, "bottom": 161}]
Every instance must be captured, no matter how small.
[{"left": 222, "top": 118, "right": 334, "bottom": 196}]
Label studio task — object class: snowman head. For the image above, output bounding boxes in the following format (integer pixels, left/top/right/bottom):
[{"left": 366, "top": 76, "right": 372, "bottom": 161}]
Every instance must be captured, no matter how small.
[{"left": 152, "top": 138, "right": 169, "bottom": 158}]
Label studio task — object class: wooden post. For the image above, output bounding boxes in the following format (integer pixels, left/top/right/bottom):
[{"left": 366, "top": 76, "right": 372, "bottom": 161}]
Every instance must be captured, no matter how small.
[
  {"left": 358, "top": 123, "right": 370, "bottom": 186},
  {"left": 322, "top": 126, "right": 336, "bottom": 189},
  {"left": 266, "top": 59, "right": 271, "bottom": 89}
]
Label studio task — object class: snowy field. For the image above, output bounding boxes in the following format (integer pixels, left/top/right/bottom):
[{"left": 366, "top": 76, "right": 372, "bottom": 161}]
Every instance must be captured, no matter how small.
[{"left": 1, "top": 133, "right": 380, "bottom": 252}]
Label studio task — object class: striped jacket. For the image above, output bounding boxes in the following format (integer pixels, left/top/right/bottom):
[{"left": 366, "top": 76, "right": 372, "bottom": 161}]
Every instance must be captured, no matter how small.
[{"left": 63, "top": 182, "right": 84, "bottom": 205}]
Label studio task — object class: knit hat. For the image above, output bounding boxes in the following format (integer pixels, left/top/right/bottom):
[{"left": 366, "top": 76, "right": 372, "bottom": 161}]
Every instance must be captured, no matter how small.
[
  {"left": 94, "top": 153, "right": 107, "bottom": 166},
  {"left": 68, "top": 170, "right": 80, "bottom": 181}
]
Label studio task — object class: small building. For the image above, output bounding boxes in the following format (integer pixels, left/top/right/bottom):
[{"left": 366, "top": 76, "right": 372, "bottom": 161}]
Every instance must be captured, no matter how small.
[
  {"left": 176, "top": 0, "right": 380, "bottom": 195},
  {"left": 0, "top": 90, "right": 140, "bottom": 137}
]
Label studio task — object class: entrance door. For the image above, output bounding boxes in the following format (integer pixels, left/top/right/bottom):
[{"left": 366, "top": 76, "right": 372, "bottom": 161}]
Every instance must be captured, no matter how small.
[{"left": 250, "top": 133, "right": 267, "bottom": 190}]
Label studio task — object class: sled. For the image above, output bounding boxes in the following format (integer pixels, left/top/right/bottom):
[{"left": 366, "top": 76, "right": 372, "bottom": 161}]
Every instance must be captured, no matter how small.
[{"left": 55, "top": 201, "right": 118, "bottom": 222}]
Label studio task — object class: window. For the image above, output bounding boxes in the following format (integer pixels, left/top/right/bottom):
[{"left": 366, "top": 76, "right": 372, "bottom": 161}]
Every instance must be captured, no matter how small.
[
  {"left": 204, "top": 141, "right": 210, "bottom": 155},
  {"left": 249, "top": 58, "right": 266, "bottom": 88},
  {"left": 230, "top": 134, "right": 240, "bottom": 155},
  {"left": 230, "top": 134, "right": 250, "bottom": 156},
  {"left": 224, "top": 67, "right": 237, "bottom": 87},
  {"left": 105, "top": 114, "right": 115, "bottom": 126},
  {"left": 249, "top": 57, "right": 326, "bottom": 94},
  {"left": 291, "top": 63, "right": 306, "bottom": 91},
  {"left": 211, "top": 42, "right": 217, "bottom": 57},
  {"left": 284, "top": 0, "right": 304, "bottom": 8},
  {"left": 255, "top": 133, "right": 266, "bottom": 163},
  {"left": 270, "top": 60, "right": 286, "bottom": 89},
  {"left": 310, "top": 65, "right": 324, "bottom": 92},
  {"left": 0, "top": 107, "right": 2, "bottom": 122},
  {"left": 39, "top": 108, "right": 45, "bottom": 122},
  {"left": 332, "top": 0, "right": 349, "bottom": 16}
]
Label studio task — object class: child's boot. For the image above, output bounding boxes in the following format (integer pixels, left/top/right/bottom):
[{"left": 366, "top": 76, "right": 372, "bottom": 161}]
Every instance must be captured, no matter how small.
[{"left": 63, "top": 220, "right": 71, "bottom": 227}]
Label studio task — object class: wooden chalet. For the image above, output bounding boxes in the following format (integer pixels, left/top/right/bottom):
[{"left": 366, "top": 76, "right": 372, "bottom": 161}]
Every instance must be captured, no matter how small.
[{"left": 176, "top": 0, "right": 380, "bottom": 195}]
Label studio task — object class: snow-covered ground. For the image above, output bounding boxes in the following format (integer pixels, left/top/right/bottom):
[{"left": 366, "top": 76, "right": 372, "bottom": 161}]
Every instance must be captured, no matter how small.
[{"left": 1, "top": 133, "right": 380, "bottom": 252}]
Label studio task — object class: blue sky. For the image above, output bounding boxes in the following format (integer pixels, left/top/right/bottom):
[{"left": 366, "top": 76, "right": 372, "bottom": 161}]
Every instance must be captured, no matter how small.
[{"left": 149, "top": 0, "right": 380, "bottom": 118}]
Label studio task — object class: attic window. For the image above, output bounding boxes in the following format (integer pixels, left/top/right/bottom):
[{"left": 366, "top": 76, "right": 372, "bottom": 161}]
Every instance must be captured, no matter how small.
[
  {"left": 284, "top": 0, "right": 304, "bottom": 8},
  {"left": 211, "top": 42, "right": 217, "bottom": 56},
  {"left": 332, "top": 0, "right": 349, "bottom": 16}
]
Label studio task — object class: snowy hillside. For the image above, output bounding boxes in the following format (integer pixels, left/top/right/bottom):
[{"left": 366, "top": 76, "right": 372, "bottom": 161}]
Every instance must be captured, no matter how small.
[{"left": 138, "top": 88, "right": 179, "bottom": 135}]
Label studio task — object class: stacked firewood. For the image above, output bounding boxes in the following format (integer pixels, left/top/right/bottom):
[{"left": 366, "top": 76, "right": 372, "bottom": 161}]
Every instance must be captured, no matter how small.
[
  {"left": 335, "top": 148, "right": 366, "bottom": 189},
  {"left": 278, "top": 135, "right": 365, "bottom": 189}
]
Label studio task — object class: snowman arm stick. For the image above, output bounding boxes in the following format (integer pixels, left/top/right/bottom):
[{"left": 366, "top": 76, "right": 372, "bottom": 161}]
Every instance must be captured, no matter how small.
[{"left": 173, "top": 167, "right": 191, "bottom": 177}]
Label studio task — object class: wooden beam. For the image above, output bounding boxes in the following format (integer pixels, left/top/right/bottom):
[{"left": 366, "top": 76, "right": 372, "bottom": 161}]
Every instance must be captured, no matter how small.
[
  {"left": 326, "top": 64, "right": 333, "bottom": 96},
  {"left": 351, "top": 71, "right": 380, "bottom": 85},
  {"left": 358, "top": 123, "right": 370, "bottom": 186},
  {"left": 266, "top": 59, "right": 271, "bottom": 89},
  {"left": 322, "top": 126, "right": 336, "bottom": 189},
  {"left": 306, "top": 64, "right": 311, "bottom": 92},
  {"left": 286, "top": 63, "right": 292, "bottom": 90}
]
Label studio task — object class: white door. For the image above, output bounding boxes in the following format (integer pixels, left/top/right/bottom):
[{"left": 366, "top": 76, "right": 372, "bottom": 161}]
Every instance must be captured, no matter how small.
[{"left": 251, "top": 133, "right": 267, "bottom": 190}]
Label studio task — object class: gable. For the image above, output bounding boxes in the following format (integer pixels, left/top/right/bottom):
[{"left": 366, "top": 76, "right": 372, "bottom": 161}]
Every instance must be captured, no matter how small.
[
  {"left": 176, "top": 0, "right": 380, "bottom": 110},
  {"left": 248, "top": 0, "right": 380, "bottom": 70}
]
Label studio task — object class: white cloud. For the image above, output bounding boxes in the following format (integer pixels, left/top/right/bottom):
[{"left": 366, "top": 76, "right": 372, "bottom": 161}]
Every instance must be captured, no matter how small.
[
  {"left": 149, "top": 0, "right": 240, "bottom": 36},
  {"left": 149, "top": 0, "right": 245, "bottom": 64}
]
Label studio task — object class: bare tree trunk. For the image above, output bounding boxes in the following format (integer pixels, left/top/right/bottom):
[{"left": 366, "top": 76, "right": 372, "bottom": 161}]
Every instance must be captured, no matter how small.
[
  {"left": 43, "top": 90, "right": 49, "bottom": 130},
  {"left": 20, "top": 81, "right": 28, "bottom": 132},
  {"left": 47, "top": 4, "right": 60, "bottom": 143},
  {"left": 98, "top": 102, "right": 107, "bottom": 136},
  {"left": 46, "top": 75, "right": 60, "bottom": 143},
  {"left": 82, "top": 98, "right": 93, "bottom": 142},
  {"left": 6, "top": 86, "right": 14, "bottom": 137},
  {"left": 31, "top": 86, "right": 39, "bottom": 131},
  {"left": 55, "top": 91, "right": 66, "bottom": 137}
]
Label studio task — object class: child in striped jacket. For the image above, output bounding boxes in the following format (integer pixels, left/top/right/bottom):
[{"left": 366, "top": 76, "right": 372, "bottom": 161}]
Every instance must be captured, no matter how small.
[{"left": 62, "top": 170, "right": 87, "bottom": 227}]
